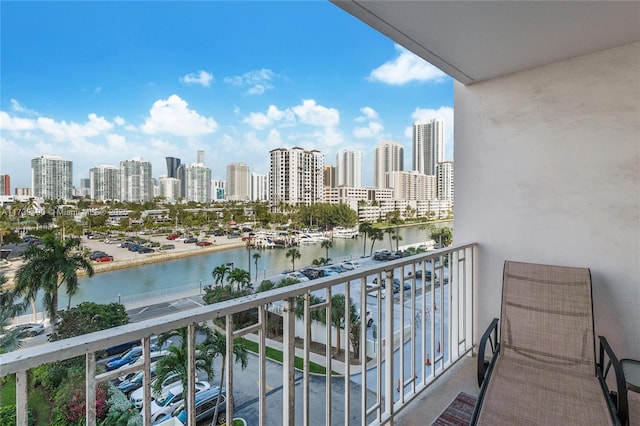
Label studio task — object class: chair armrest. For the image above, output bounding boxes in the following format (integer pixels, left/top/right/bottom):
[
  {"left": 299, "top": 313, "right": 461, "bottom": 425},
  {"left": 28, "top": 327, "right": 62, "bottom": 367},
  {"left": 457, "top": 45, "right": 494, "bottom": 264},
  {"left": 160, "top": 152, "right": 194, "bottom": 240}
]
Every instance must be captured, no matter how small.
[
  {"left": 477, "top": 318, "right": 499, "bottom": 387},
  {"left": 598, "top": 336, "right": 628, "bottom": 426}
]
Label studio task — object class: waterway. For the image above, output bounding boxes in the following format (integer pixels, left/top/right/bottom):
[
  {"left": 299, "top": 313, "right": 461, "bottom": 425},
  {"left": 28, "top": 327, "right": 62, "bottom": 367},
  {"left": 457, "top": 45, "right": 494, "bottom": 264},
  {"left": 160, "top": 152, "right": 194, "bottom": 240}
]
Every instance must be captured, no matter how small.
[{"left": 46, "top": 223, "right": 449, "bottom": 310}]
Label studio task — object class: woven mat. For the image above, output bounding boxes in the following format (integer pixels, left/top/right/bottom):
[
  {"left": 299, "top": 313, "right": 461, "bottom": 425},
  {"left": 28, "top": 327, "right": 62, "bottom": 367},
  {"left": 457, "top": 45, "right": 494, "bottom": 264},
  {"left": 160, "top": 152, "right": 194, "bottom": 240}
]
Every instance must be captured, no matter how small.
[{"left": 431, "top": 392, "right": 477, "bottom": 426}]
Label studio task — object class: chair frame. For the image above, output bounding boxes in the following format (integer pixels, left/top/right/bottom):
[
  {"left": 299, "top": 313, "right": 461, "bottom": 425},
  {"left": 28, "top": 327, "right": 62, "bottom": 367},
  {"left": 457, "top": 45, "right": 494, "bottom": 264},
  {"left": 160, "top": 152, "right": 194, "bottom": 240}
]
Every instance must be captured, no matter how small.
[{"left": 471, "top": 262, "right": 629, "bottom": 426}]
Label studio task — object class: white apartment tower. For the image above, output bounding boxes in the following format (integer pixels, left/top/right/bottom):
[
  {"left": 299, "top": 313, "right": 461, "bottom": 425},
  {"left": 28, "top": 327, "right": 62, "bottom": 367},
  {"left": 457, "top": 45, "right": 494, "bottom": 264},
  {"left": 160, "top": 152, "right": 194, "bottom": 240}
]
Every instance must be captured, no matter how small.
[
  {"left": 159, "top": 177, "right": 181, "bottom": 203},
  {"left": 211, "top": 180, "right": 225, "bottom": 201},
  {"left": 270, "top": 147, "right": 323, "bottom": 207},
  {"left": 178, "top": 163, "right": 211, "bottom": 202},
  {"left": 336, "top": 149, "right": 363, "bottom": 187},
  {"left": 374, "top": 141, "right": 404, "bottom": 188},
  {"left": 120, "top": 159, "right": 153, "bottom": 202},
  {"left": 31, "top": 155, "right": 73, "bottom": 200},
  {"left": 413, "top": 119, "right": 444, "bottom": 176},
  {"left": 90, "top": 165, "right": 120, "bottom": 201},
  {"left": 226, "top": 163, "right": 251, "bottom": 201},
  {"left": 437, "top": 161, "right": 454, "bottom": 201},
  {"left": 251, "top": 173, "right": 269, "bottom": 202}
]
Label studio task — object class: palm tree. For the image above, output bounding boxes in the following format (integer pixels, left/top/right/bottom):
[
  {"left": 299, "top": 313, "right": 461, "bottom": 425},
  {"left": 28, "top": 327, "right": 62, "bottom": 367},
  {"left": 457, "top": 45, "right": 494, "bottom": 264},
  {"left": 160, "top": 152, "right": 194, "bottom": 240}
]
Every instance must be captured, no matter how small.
[
  {"left": 359, "top": 222, "right": 373, "bottom": 257},
  {"left": 392, "top": 233, "right": 403, "bottom": 252},
  {"left": 319, "top": 294, "right": 357, "bottom": 356},
  {"left": 0, "top": 275, "right": 26, "bottom": 353},
  {"left": 385, "top": 228, "right": 395, "bottom": 251},
  {"left": 204, "top": 329, "right": 249, "bottom": 425},
  {"left": 154, "top": 326, "right": 215, "bottom": 397},
  {"left": 252, "top": 253, "right": 261, "bottom": 281},
  {"left": 212, "top": 264, "right": 231, "bottom": 285},
  {"left": 228, "top": 268, "right": 251, "bottom": 291},
  {"left": 285, "top": 247, "right": 301, "bottom": 271},
  {"left": 320, "top": 239, "right": 333, "bottom": 261},
  {"left": 13, "top": 233, "right": 94, "bottom": 325},
  {"left": 369, "top": 228, "right": 384, "bottom": 256}
]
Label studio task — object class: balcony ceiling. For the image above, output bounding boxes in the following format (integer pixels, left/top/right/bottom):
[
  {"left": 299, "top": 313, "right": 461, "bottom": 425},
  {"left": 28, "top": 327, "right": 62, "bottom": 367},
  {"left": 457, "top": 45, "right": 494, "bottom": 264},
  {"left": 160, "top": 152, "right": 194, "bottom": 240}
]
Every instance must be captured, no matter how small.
[{"left": 331, "top": 1, "right": 640, "bottom": 85}]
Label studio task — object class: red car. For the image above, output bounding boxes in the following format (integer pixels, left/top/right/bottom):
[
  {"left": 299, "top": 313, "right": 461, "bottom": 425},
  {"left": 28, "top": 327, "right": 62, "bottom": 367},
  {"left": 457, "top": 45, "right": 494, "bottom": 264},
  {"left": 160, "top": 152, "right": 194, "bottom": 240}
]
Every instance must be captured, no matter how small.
[
  {"left": 166, "top": 234, "right": 180, "bottom": 240},
  {"left": 198, "top": 241, "right": 213, "bottom": 247},
  {"left": 95, "top": 255, "right": 114, "bottom": 262}
]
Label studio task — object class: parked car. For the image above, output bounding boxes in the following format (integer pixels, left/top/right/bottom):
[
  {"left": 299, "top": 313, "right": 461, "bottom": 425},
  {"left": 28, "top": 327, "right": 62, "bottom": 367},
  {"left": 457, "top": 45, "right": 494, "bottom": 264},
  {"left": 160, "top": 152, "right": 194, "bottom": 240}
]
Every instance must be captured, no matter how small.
[
  {"left": 139, "top": 247, "right": 155, "bottom": 254},
  {"left": 327, "top": 265, "right": 347, "bottom": 273},
  {"left": 183, "top": 237, "right": 198, "bottom": 244},
  {"left": 90, "top": 251, "right": 108, "bottom": 260},
  {"left": 130, "top": 372, "right": 184, "bottom": 409},
  {"left": 281, "top": 271, "right": 310, "bottom": 282},
  {"left": 104, "top": 340, "right": 140, "bottom": 357},
  {"left": 12, "top": 322, "right": 45, "bottom": 337},
  {"left": 372, "top": 277, "right": 402, "bottom": 293},
  {"left": 161, "top": 244, "right": 175, "bottom": 250},
  {"left": 155, "top": 387, "right": 229, "bottom": 425},
  {"left": 166, "top": 234, "right": 180, "bottom": 240},
  {"left": 105, "top": 346, "right": 146, "bottom": 371},
  {"left": 197, "top": 241, "right": 212, "bottom": 247},
  {"left": 146, "top": 381, "right": 211, "bottom": 424},
  {"left": 117, "top": 366, "right": 156, "bottom": 395},
  {"left": 413, "top": 269, "right": 436, "bottom": 281},
  {"left": 95, "top": 255, "right": 114, "bottom": 262},
  {"left": 341, "top": 260, "right": 360, "bottom": 270}
]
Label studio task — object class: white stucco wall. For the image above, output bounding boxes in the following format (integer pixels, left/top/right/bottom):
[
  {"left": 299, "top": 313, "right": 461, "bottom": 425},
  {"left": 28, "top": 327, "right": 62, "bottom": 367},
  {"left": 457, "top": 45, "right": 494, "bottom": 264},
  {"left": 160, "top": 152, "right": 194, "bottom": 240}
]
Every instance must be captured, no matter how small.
[{"left": 454, "top": 42, "right": 640, "bottom": 357}]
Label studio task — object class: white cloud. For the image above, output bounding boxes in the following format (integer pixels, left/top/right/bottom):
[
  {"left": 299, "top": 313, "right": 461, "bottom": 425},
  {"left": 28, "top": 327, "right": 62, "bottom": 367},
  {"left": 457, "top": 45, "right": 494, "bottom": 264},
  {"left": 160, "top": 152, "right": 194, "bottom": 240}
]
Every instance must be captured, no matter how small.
[
  {"left": 224, "top": 69, "right": 276, "bottom": 95},
  {"left": 141, "top": 94, "right": 217, "bottom": 136},
  {"left": 0, "top": 111, "right": 36, "bottom": 130},
  {"left": 370, "top": 44, "right": 447, "bottom": 86},
  {"left": 180, "top": 70, "right": 214, "bottom": 87},
  {"left": 292, "top": 99, "right": 339, "bottom": 128},
  {"left": 94, "top": 86, "right": 103, "bottom": 93},
  {"left": 36, "top": 113, "right": 113, "bottom": 141},
  {"left": 10, "top": 99, "right": 38, "bottom": 115},
  {"left": 243, "top": 105, "right": 294, "bottom": 130},
  {"left": 353, "top": 121, "right": 384, "bottom": 139},
  {"left": 355, "top": 106, "right": 379, "bottom": 122},
  {"left": 113, "top": 116, "right": 125, "bottom": 126}
]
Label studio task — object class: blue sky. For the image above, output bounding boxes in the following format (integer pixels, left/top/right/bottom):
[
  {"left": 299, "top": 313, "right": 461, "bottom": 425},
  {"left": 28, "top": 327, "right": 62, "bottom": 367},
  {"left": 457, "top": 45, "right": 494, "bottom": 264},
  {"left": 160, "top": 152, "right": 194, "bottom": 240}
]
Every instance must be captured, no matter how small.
[{"left": 0, "top": 1, "right": 453, "bottom": 190}]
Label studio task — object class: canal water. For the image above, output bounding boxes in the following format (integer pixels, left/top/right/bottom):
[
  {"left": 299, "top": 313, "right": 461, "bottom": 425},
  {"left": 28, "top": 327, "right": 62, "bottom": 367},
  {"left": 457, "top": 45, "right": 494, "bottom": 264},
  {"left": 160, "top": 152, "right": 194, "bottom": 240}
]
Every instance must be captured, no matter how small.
[{"left": 52, "top": 223, "right": 447, "bottom": 309}]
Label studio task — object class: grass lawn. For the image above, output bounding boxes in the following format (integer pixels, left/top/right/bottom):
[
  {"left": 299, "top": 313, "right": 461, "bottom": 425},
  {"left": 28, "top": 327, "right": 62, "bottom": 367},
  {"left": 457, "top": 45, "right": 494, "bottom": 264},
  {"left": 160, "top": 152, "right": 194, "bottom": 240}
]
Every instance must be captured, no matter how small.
[
  {"left": 0, "top": 375, "right": 51, "bottom": 425},
  {"left": 238, "top": 338, "right": 336, "bottom": 375}
]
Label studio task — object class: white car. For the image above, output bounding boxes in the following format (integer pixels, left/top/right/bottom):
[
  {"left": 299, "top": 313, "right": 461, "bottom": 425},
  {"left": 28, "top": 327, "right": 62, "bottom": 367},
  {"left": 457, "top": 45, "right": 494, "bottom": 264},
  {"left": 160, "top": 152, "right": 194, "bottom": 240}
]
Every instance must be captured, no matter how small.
[
  {"left": 12, "top": 322, "right": 45, "bottom": 337},
  {"left": 341, "top": 260, "right": 361, "bottom": 270},
  {"left": 146, "top": 381, "right": 211, "bottom": 424},
  {"left": 130, "top": 372, "right": 189, "bottom": 409}
]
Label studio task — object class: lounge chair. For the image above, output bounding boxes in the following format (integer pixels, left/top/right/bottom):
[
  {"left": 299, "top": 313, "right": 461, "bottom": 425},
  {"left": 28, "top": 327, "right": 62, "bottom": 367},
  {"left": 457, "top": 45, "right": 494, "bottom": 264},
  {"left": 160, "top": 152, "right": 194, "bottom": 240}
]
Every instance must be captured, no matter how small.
[{"left": 472, "top": 261, "right": 628, "bottom": 425}]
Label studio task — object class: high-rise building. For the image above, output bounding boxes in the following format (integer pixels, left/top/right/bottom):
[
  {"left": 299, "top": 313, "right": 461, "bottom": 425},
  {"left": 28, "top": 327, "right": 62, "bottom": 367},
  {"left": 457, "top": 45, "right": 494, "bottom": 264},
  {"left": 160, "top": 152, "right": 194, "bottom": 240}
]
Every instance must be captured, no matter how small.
[
  {"left": 437, "top": 161, "right": 454, "bottom": 201},
  {"left": 165, "top": 157, "right": 181, "bottom": 179},
  {"left": 90, "top": 165, "right": 120, "bottom": 201},
  {"left": 226, "top": 163, "right": 250, "bottom": 201},
  {"left": 211, "top": 180, "right": 225, "bottom": 201},
  {"left": 336, "top": 149, "right": 363, "bottom": 188},
  {"left": 14, "top": 188, "right": 31, "bottom": 196},
  {"left": 0, "top": 175, "right": 10, "bottom": 195},
  {"left": 251, "top": 173, "right": 269, "bottom": 202},
  {"left": 413, "top": 119, "right": 444, "bottom": 175},
  {"left": 78, "top": 178, "right": 90, "bottom": 197},
  {"left": 197, "top": 150, "right": 205, "bottom": 165},
  {"left": 159, "top": 176, "right": 182, "bottom": 203},
  {"left": 269, "top": 147, "right": 323, "bottom": 207},
  {"left": 31, "top": 155, "right": 73, "bottom": 200},
  {"left": 120, "top": 159, "right": 153, "bottom": 202},
  {"left": 178, "top": 163, "right": 211, "bottom": 202},
  {"left": 388, "top": 171, "right": 436, "bottom": 201},
  {"left": 374, "top": 141, "right": 404, "bottom": 188},
  {"left": 323, "top": 164, "right": 335, "bottom": 188}
]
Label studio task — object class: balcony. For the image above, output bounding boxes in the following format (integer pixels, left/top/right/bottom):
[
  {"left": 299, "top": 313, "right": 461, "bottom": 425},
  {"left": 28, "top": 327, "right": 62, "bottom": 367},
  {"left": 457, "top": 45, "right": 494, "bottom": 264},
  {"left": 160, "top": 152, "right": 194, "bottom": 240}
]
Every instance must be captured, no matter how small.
[{"left": 1, "top": 243, "right": 477, "bottom": 425}]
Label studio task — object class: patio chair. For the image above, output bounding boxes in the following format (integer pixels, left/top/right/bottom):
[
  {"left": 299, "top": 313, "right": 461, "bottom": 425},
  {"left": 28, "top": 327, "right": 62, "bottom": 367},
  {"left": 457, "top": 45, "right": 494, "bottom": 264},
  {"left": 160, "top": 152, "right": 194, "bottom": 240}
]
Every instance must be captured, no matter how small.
[{"left": 472, "top": 260, "right": 628, "bottom": 425}]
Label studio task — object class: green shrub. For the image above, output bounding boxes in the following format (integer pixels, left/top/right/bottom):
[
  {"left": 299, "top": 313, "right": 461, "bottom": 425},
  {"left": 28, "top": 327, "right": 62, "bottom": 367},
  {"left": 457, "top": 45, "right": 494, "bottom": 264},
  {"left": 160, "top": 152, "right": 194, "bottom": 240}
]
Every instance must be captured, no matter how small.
[{"left": 0, "top": 405, "right": 34, "bottom": 426}]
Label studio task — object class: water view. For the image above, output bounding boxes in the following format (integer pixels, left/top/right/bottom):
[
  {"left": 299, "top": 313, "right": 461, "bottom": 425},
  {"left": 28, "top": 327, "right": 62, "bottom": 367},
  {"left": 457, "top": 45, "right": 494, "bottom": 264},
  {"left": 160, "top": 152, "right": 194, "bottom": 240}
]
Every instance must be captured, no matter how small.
[{"left": 63, "top": 224, "right": 442, "bottom": 308}]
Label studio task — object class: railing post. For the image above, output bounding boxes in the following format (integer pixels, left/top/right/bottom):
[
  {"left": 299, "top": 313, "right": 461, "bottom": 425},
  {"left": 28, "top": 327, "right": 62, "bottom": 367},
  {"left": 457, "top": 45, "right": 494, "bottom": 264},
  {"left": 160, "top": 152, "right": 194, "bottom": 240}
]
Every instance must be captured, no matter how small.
[
  {"left": 186, "top": 324, "right": 196, "bottom": 426},
  {"left": 142, "top": 337, "right": 151, "bottom": 426},
  {"left": 226, "top": 314, "right": 235, "bottom": 425},
  {"left": 15, "top": 371, "right": 27, "bottom": 426},
  {"left": 303, "top": 292, "right": 311, "bottom": 426},
  {"left": 258, "top": 306, "right": 267, "bottom": 425},
  {"left": 86, "top": 352, "right": 96, "bottom": 425},
  {"left": 384, "top": 268, "right": 395, "bottom": 419},
  {"left": 282, "top": 297, "right": 296, "bottom": 426}
]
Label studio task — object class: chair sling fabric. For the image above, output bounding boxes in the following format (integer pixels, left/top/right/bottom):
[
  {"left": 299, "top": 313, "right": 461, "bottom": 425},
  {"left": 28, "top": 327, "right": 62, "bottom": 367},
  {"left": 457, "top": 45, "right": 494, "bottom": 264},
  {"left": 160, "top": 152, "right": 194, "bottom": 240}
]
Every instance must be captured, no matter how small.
[{"left": 475, "top": 261, "right": 614, "bottom": 425}]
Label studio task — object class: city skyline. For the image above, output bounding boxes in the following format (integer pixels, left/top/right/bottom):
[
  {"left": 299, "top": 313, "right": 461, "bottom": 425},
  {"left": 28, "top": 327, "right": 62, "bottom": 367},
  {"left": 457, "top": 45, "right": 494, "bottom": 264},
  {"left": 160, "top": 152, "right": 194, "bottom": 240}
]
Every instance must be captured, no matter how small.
[{"left": 0, "top": 2, "right": 454, "bottom": 189}]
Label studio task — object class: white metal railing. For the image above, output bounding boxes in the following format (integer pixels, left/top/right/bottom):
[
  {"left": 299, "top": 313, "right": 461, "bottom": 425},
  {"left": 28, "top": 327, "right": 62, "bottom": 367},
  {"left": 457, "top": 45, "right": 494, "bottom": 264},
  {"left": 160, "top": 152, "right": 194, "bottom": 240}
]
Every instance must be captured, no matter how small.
[{"left": 0, "top": 243, "right": 476, "bottom": 426}]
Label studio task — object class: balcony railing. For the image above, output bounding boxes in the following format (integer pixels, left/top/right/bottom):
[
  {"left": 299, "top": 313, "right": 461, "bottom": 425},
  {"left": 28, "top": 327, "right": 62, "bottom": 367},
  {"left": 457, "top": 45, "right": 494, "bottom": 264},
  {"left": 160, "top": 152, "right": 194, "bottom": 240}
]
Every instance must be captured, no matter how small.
[{"left": 0, "top": 243, "right": 477, "bottom": 426}]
